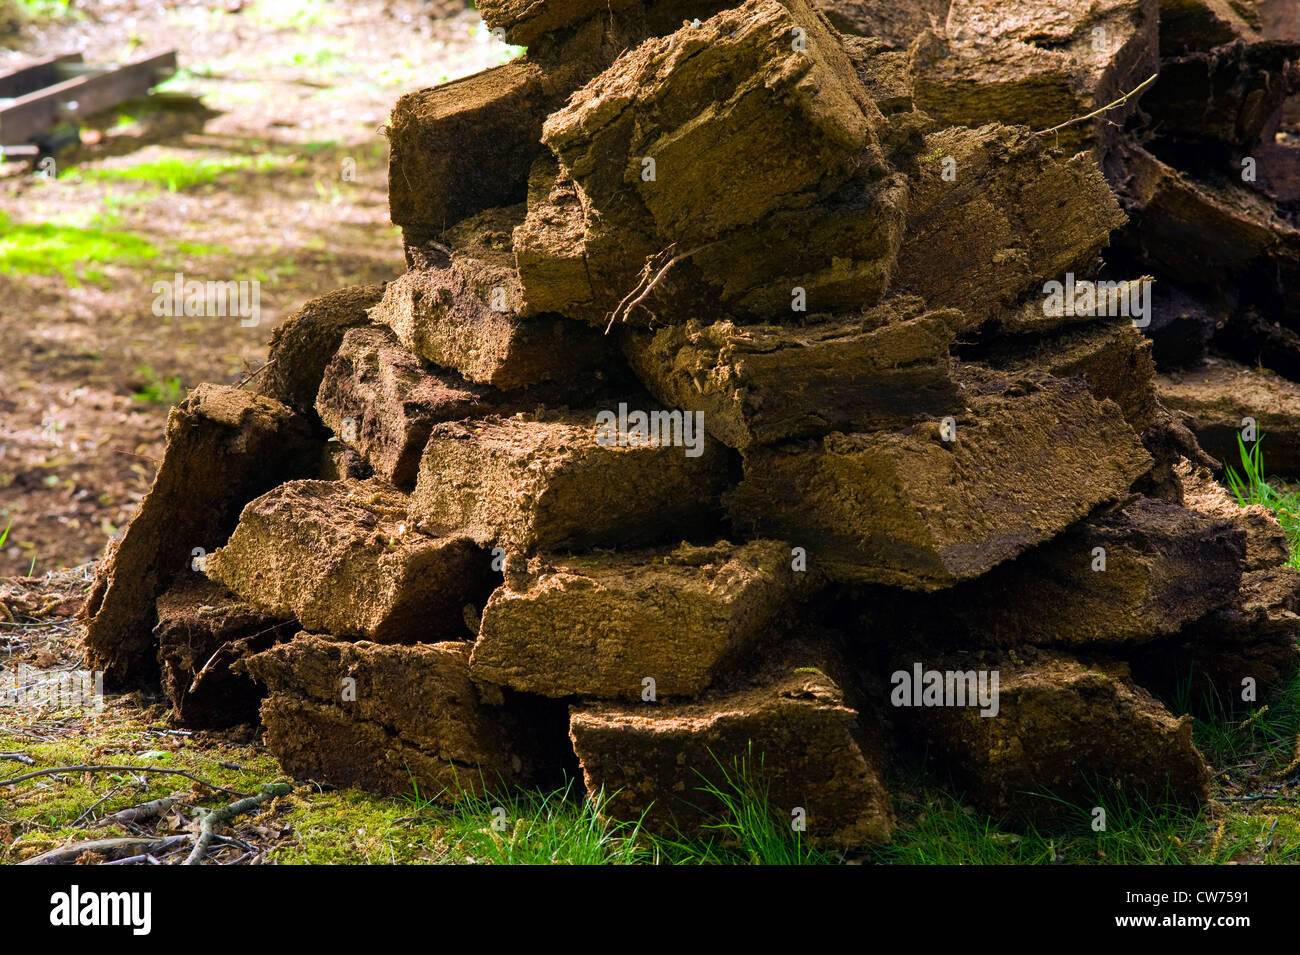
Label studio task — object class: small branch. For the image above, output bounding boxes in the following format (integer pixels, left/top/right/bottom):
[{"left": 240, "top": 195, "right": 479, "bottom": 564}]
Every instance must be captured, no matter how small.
[
  {"left": 0, "top": 753, "right": 35, "bottom": 766},
  {"left": 184, "top": 783, "right": 291, "bottom": 865},
  {"left": 235, "top": 358, "right": 276, "bottom": 390},
  {"left": 112, "top": 448, "right": 160, "bottom": 464},
  {"left": 606, "top": 244, "right": 676, "bottom": 333},
  {"left": 90, "top": 791, "right": 188, "bottom": 829},
  {"left": 1039, "top": 73, "right": 1157, "bottom": 136},
  {"left": 188, "top": 625, "right": 285, "bottom": 693},
  {"left": 604, "top": 241, "right": 717, "bottom": 333},
  {"left": 0, "top": 764, "right": 248, "bottom": 798},
  {"left": 1219, "top": 793, "right": 1292, "bottom": 803},
  {"left": 18, "top": 835, "right": 189, "bottom": 866},
  {"left": 70, "top": 784, "right": 122, "bottom": 827},
  {"left": 190, "top": 642, "right": 235, "bottom": 693}
]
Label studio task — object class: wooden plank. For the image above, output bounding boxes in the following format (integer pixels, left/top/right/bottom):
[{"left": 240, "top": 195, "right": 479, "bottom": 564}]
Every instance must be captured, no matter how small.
[
  {"left": 0, "top": 54, "right": 83, "bottom": 100},
  {"left": 0, "top": 51, "right": 176, "bottom": 145}
]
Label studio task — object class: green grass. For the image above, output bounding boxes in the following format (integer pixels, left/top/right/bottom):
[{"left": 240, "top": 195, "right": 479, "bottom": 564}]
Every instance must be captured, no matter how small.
[
  {"left": 0, "top": 212, "right": 159, "bottom": 285},
  {"left": 131, "top": 365, "right": 184, "bottom": 406},
  {"left": 376, "top": 748, "right": 843, "bottom": 865},
  {"left": 412, "top": 776, "right": 652, "bottom": 865},
  {"left": 873, "top": 767, "right": 1300, "bottom": 865},
  {"left": 16, "top": 0, "right": 71, "bottom": 12},
  {"left": 1179, "top": 669, "right": 1300, "bottom": 770},
  {"left": 75, "top": 154, "right": 300, "bottom": 192},
  {"left": 654, "top": 745, "right": 840, "bottom": 864},
  {"left": 2, "top": 0, "right": 74, "bottom": 24},
  {"left": 0, "top": 725, "right": 287, "bottom": 863},
  {"left": 0, "top": 212, "right": 214, "bottom": 286},
  {"left": 269, "top": 788, "right": 450, "bottom": 864},
  {"left": 249, "top": 0, "right": 331, "bottom": 30},
  {"left": 874, "top": 782, "right": 1215, "bottom": 865},
  {"left": 1224, "top": 432, "right": 1300, "bottom": 568}
]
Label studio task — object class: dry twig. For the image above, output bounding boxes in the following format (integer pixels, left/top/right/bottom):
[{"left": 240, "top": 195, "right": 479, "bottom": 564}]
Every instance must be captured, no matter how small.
[
  {"left": 1039, "top": 74, "right": 1158, "bottom": 136},
  {"left": 18, "top": 835, "right": 189, "bottom": 865},
  {"left": 0, "top": 764, "right": 248, "bottom": 798},
  {"left": 89, "top": 791, "right": 189, "bottom": 829},
  {"left": 604, "top": 241, "right": 717, "bottom": 332},
  {"left": 235, "top": 358, "right": 277, "bottom": 389},
  {"left": 184, "top": 783, "right": 291, "bottom": 865}
]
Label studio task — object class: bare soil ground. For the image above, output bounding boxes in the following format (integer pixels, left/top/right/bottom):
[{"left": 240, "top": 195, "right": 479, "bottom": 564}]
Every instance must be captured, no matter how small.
[{"left": 0, "top": 0, "right": 511, "bottom": 577}]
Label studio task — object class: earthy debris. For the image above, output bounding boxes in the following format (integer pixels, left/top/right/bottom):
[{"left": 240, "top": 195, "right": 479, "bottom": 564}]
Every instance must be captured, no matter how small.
[
  {"left": 471, "top": 540, "right": 806, "bottom": 699},
  {"left": 317, "top": 325, "right": 636, "bottom": 488},
  {"left": 909, "top": 0, "right": 1158, "bottom": 157},
  {"left": 862, "top": 498, "right": 1245, "bottom": 647},
  {"left": 1157, "top": 0, "right": 1262, "bottom": 55},
  {"left": 1176, "top": 456, "right": 1290, "bottom": 570},
  {"left": 726, "top": 370, "right": 1152, "bottom": 588},
  {"left": 1141, "top": 39, "right": 1300, "bottom": 153},
  {"left": 817, "top": 0, "right": 951, "bottom": 48},
  {"left": 892, "top": 124, "right": 1128, "bottom": 316},
  {"left": 76, "top": 0, "right": 1300, "bottom": 845},
  {"left": 1129, "top": 567, "right": 1300, "bottom": 710},
  {"left": 245, "top": 634, "right": 565, "bottom": 798},
  {"left": 526, "top": 0, "right": 903, "bottom": 321},
  {"left": 371, "top": 207, "right": 613, "bottom": 388},
  {"left": 985, "top": 316, "right": 1160, "bottom": 431},
  {"left": 387, "top": 61, "right": 556, "bottom": 242},
  {"left": 569, "top": 637, "right": 893, "bottom": 847},
  {"left": 683, "top": 169, "right": 910, "bottom": 317},
  {"left": 82, "top": 385, "right": 318, "bottom": 687},
  {"left": 476, "top": 0, "right": 721, "bottom": 48},
  {"left": 542, "top": 0, "right": 883, "bottom": 249},
  {"left": 411, "top": 412, "right": 734, "bottom": 553},
  {"left": 318, "top": 444, "right": 374, "bottom": 482},
  {"left": 892, "top": 648, "right": 1212, "bottom": 819},
  {"left": 204, "top": 479, "right": 492, "bottom": 643},
  {"left": 1157, "top": 357, "right": 1300, "bottom": 475},
  {"left": 258, "top": 284, "right": 386, "bottom": 417},
  {"left": 623, "top": 303, "right": 962, "bottom": 450},
  {"left": 155, "top": 577, "right": 297, "bottom": 730},
  {"left": 315, "top": 326, "right": 503, "bottom": 489},
  {"left": 1109, "top": 145, "right": 1300, "bottom": 329}
]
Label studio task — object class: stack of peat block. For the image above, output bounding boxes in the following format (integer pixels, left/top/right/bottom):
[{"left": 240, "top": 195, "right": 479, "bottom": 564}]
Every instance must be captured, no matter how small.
[{"left": 82, "top": 0, "right": 1300, "bottom": 846}]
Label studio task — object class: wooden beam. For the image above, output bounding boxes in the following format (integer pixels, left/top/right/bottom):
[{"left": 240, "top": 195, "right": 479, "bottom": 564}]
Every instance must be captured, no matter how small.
[
  {"left": 0, "top": 54, "right": 83, "bottom": 100},
  {"left": 0, "top": 51, "right": 176, "bottom": 146}
]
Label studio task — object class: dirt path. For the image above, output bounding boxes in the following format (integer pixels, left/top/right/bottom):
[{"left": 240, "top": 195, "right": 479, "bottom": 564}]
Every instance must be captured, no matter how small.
[{"left": 0, "top": 0, "right": 511, "bottom": 576}]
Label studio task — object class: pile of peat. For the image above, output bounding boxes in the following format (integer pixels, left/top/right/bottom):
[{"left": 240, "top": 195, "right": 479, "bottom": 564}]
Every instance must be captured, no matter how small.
[{"left": 81, "top": 0, "right": 1300, "bottom": 845}]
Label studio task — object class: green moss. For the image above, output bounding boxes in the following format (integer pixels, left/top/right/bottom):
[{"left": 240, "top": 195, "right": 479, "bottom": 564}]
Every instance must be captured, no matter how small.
[
  {"left": 75, "top": 154, "right": 301, "bottom": 192},
  {"left": 0, "top": 722, "right": 284, "bottom": 862},
  {"left": 270, "top": 789, "right": 451, "bottom": 864},
  {"left": 0, "top": 211, "right": 216, "bottom": 286}
]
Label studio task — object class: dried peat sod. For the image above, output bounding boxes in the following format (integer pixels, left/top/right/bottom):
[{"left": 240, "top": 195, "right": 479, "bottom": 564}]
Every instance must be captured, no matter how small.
[{"left": 82, "top": 0, "right": 1300, "bottom": 848}]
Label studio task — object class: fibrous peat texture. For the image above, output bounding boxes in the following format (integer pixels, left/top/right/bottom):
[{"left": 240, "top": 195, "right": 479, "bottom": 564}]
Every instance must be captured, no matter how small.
[{"left": 82, "top": 0, "right": 1300, "bottom": 842}]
